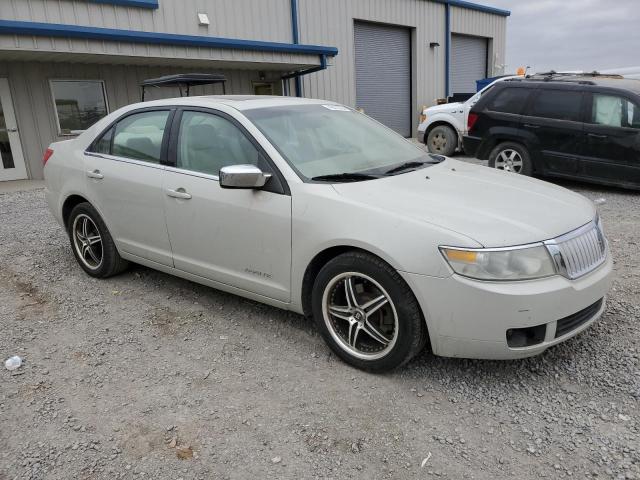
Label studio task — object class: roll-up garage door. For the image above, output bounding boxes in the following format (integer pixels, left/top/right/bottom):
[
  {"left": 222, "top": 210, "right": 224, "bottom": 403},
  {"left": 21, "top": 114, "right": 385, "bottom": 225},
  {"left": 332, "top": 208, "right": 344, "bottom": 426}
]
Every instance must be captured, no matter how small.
[
  {"left": 451, "top": 34, "right": 488, "bottom": 94},
  {"left": 354, "top": 21, "right": 411, "bottom": 137}
]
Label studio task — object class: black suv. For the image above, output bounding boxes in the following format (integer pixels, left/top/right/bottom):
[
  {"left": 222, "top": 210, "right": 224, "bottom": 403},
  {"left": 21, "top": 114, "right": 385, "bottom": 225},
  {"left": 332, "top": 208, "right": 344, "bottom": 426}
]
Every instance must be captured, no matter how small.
[{"left": 463, "top": 74, "right": 640, "bottom": 189}]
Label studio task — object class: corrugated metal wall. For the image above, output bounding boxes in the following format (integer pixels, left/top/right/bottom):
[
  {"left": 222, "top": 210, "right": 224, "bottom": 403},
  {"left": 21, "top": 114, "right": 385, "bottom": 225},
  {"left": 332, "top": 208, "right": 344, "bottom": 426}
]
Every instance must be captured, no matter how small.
[
  {"left": 0, "top": 0, "right": 312, "bottom": 66},
  {"left": 450, "top": 6, "right": 507, "bottom": 76},
  {"left": 297, "top": 0, "right": 447, "bottom": 118},
  {"left": 0, "top": 61, "right": 260, "bottom": 179}
]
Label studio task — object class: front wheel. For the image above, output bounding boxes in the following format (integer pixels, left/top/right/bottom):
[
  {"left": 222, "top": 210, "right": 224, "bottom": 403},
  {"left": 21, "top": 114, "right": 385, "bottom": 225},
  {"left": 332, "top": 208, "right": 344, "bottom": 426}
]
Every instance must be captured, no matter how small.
[
  {"left": 426, "top": 125, "right": 457, "bottom": 156},
  {"left": 488, "top": 142, "right": 533, "bottom": 175},
  {"left": 311, "top": 251, "right": 427, "bottom": 372}
]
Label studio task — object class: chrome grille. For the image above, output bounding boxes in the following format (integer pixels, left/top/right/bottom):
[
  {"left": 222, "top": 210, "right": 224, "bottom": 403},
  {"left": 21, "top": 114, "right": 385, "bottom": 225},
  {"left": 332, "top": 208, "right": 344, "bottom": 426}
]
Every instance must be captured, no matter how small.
[{"left": 545, "top": 221, "right": 607, "bottom": 280}]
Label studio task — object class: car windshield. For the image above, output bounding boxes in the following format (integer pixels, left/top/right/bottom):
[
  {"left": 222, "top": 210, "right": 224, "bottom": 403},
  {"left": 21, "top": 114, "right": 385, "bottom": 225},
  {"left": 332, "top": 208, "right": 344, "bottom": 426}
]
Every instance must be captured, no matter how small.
[{"left": 244, "top": 104, "right": 431, "bottom": 180}]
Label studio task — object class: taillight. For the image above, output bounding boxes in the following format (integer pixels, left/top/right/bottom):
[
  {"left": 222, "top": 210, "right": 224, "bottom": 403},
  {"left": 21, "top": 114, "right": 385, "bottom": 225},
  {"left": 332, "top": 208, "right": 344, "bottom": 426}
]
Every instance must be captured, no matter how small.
[
  {"left": 467, "top": 112, "right": 479, "bottom": 132},
  {"left": 43, "top": 148, "right": 54, "bottom": 166}
]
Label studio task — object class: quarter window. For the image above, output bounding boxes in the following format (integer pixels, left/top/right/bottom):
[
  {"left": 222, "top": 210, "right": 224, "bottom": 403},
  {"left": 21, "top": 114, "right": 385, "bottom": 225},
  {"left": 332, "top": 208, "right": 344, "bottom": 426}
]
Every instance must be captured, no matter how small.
[
  {"left": 529, "top": 90, "right": 583, "bottom": 121},
  {"left": 91, "top": 127, "right": 114, "bottom": 154},
  {"left": 50, "top": 80, "right": 108, "bottom": 135},
  {"left": 177, "top": 111, "right": 261, "bottom": 176},
  {"left": 112, "top": 111, "right": 170, "bottom": 163},
  {"left": 591, "top": 94, "right": 640, "bottom": 129},
  {"left": 487, "top": 88, "right": 530, "bottom": 114}
]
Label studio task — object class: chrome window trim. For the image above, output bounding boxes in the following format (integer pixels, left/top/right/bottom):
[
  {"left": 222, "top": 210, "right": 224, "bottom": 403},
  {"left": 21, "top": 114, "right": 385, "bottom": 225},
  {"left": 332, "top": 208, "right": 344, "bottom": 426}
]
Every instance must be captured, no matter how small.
[
  {"left": 84, "top": 151, "right": 165, "bottom": 170},
  {"left": 164, "top": 165, "right": 220, "bottom": 181}
]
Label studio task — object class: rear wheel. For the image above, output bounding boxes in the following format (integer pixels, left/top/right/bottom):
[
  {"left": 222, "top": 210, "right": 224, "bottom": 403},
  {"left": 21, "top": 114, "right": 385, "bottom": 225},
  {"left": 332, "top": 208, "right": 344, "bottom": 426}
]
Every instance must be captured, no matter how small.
[
  {"left": 311, "top": 251, "right": 427, "bottom": 372},
  {"left": 426, "top": 125, "right": 457, "bottom": 156},
  {"left": 488, "top": 142, "right": 533, "bottom": 175},
  {"left": 67, "top": 202, "right": 128, "bottom": 278}
]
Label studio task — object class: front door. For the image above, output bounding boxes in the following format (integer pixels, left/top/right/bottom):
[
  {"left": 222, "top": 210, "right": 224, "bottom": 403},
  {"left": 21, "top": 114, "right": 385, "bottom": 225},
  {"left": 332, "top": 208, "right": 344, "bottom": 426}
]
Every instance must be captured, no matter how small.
[
  {"left": 0, "top": 78, "right": 28, "bottom": 181},
  {"left": 162, "top": 109, "right": 291, "bottom": 302},
  {"left": 580, "top": 92, "right": 640, "bottom": 186}
]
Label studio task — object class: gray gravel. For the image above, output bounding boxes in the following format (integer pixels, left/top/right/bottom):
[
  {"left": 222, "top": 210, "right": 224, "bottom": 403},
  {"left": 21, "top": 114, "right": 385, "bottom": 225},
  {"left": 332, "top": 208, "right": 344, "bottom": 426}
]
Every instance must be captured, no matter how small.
[{"left": 1, "top": 174, "right": 639, "bottom": 480}]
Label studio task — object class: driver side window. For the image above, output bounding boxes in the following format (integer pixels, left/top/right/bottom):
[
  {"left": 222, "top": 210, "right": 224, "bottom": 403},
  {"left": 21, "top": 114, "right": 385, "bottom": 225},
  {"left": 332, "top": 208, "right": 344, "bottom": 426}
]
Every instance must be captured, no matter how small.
[{"left": 177, "top": 111, "right": 261, "bottom": 176}]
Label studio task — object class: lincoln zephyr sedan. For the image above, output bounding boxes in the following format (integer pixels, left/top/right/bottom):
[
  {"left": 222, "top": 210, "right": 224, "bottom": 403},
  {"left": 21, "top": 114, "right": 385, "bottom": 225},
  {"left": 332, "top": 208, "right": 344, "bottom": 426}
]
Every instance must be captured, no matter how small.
[{"left": 43, "top": 96, "right": 612, "bottom": 371}]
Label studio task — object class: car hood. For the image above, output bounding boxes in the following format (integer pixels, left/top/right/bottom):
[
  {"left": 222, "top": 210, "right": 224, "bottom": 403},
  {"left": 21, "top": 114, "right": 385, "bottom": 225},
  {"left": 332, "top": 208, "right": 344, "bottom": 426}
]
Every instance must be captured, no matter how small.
[
  {"left": 424, "top": 102, "right": 462, "bottom": 114},
  {"left": 331, "top": 159, "right": 596, "bottom": 248}
]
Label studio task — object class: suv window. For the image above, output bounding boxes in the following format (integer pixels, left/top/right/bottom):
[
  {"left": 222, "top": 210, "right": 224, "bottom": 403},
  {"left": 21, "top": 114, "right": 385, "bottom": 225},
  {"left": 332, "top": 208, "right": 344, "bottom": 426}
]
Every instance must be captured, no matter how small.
[
  {"left": 487, "top": 87, "right": 530, "bottom": 114},
  {"left": 177, "top": 111, "right": 261, "bottom": 176},
  {"left": 591, "top": 93, "right": 640, "bottom": 129},
  {"left": 529, "top": 89, "right": 583, "bottom": 121},
  {"left": 112, "top": 110, "right": 170, "bottom": 163}
]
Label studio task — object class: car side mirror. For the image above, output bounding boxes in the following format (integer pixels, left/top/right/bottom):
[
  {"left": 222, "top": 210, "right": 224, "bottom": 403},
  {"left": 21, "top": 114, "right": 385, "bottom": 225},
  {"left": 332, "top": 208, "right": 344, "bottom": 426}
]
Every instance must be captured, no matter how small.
[{"left": 219, "top": 164, "right": 272, "bottom": 189}]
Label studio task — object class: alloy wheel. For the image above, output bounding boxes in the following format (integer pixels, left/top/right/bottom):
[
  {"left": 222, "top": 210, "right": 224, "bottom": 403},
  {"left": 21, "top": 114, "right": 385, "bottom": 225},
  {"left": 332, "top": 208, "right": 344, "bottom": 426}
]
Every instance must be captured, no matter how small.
[
  {"left": 72, "top": 214, "right": 103, "bottom": 270},
  {"left": 495, "top": 149, "right": 523, "bottom": 173},
  {"left": 322, "top": 272, "right": 399, "bottom": 360}
]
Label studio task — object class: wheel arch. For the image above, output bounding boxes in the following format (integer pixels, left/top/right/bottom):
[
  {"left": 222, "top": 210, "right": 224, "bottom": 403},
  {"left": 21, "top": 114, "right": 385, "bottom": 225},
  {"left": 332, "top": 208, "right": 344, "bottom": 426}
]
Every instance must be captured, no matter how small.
[
  {"left": 300, "top": 244, "right": 432, "bottom": 351},
  {"left": 62, "top": 194, "right": 90, "bottom": 229},
  {"left": 424, "top": 121, "right": 460, "bottom": 144}
]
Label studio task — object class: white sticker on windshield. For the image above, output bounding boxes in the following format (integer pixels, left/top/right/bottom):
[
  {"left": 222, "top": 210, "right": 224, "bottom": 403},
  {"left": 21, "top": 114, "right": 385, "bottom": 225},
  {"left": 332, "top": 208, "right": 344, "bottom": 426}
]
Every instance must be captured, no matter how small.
[{"left": 322, "top": 104, "right": 350, "bottom": 111}]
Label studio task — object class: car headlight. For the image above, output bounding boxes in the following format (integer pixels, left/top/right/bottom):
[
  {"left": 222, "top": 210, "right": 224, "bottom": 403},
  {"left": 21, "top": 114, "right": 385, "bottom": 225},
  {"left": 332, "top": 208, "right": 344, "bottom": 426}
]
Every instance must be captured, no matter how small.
[{"left": 440, "top": 245, "right": 557, "bottom": 281}]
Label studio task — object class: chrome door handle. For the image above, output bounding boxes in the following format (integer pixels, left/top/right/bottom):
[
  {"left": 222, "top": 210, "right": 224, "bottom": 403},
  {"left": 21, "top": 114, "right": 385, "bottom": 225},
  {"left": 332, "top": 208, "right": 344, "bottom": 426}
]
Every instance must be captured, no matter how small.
[
  {"left": 166, "top": 188, "right": 192, "bottom": 200},
  {"left": 7, "top": 127, "right": 17, "bottom": 133},
  {"left": 86, "top": 169, "right": 104, "bottom": 179},
  {"left": 588, "top": 133, "right": 607, "bottom": 139}
]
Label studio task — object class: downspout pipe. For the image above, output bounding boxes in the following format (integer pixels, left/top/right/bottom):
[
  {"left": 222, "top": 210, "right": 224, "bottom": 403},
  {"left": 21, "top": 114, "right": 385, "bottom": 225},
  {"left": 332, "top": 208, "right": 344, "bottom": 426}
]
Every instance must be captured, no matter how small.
[
  {"left": 445, "top": 3, "right": 451, "bottom": 99},
  {"left": 291, "top": 0, "right": 303, "bottom": 97}
]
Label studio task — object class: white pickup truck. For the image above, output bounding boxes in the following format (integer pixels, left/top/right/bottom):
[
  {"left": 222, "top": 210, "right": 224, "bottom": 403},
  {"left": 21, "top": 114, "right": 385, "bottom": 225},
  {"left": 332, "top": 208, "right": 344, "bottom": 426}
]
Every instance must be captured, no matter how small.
[{"left": 417, "top": 76, "right": 518, "bottom": 156}]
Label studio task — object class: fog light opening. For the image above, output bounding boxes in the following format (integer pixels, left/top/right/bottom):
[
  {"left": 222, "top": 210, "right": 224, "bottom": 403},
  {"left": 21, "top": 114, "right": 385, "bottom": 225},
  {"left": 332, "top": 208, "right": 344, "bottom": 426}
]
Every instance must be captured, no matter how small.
[{"left": 506, "top": 324, "right": 546, "bottom": 348}]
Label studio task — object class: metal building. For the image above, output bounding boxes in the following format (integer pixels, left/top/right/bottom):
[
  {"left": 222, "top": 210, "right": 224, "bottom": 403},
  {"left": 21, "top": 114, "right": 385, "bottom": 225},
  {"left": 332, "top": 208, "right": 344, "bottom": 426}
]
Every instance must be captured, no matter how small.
[{"left": 0, "top": 0, "right": 509, "bottom": 181}]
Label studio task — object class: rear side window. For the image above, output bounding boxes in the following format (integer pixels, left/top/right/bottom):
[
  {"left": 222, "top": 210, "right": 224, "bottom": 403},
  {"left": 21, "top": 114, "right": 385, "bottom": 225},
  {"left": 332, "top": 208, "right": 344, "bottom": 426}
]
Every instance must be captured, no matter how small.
[
  {"left": 591, "top": 94, "right": 640, "bottom": 129},
  {"left": 529, "top": 90, "right": 583, "bottom": 121},
  {"left": 487, "top": 88, "right": 530, "bottom": 114},
  {"left": 112, "top": 110, "right": 170, "bottom": 163}
]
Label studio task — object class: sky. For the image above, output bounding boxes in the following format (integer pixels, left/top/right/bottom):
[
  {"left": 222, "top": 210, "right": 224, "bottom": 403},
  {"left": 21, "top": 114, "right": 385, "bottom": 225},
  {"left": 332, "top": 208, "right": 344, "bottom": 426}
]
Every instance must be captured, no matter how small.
[{"left": 483, "top": 0, "right": 640, "bottom": 75}]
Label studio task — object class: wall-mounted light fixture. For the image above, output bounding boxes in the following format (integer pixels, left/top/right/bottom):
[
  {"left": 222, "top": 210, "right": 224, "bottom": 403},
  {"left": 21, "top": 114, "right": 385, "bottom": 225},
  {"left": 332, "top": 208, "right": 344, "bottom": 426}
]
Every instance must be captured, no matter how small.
[
  {"left": 429, "top": 42, "right": 440, "bottom": 48},
  {"left": 197, "top": 13, "right": 210, "bottom": 26}
]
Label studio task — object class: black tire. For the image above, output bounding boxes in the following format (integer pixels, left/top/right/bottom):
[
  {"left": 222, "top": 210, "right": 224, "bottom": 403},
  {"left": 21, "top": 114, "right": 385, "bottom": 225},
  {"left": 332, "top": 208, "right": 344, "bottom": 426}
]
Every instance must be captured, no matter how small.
[
  {"left": 66, "top": 202, "right": 128, "bottom": 278},
  {"left": 426, "top": 125, "right": 457, "bottom": 156},
  {"left": 311, "top": 251, "right": 427, "bottom": 372},
  {"left": 488, "top": 141, "right": 533, "bottom": 176}
]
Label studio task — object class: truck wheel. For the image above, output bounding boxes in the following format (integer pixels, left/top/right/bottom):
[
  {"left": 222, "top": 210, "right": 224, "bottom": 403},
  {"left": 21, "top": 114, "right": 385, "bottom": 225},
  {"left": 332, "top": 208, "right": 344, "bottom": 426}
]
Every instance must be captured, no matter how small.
[
  {"left": 426, "top": 125, "right": 457, "bottom": 156},
  {"left": 488, "top": 142, "right": 533, "bottom": 176}
]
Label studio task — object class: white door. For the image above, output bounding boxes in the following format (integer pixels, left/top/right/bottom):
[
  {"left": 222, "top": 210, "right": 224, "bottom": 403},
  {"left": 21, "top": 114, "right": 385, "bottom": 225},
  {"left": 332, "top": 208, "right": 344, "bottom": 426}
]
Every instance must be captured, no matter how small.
[
  {"left": 162, "top": 110, "right": 292, "bottom": 302},
  {"left": 0, "top": 78, "right": 28, "bottom": 181},
  {"left": 84, "top": 109, "right": 174, "bottom": 266}
]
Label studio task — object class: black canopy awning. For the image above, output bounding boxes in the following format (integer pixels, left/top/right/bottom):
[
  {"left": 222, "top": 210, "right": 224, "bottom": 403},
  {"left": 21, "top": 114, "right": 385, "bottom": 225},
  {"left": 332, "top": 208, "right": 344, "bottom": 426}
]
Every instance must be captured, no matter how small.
[{"left": 140, "top": 73, "right": 226, "bottom": 100}]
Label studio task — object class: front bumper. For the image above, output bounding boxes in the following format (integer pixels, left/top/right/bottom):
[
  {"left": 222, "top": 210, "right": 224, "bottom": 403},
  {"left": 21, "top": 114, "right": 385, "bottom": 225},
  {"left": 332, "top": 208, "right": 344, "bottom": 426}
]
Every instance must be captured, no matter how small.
[{"left": 401, "top": 253, "right": 613, "bottom": 359}]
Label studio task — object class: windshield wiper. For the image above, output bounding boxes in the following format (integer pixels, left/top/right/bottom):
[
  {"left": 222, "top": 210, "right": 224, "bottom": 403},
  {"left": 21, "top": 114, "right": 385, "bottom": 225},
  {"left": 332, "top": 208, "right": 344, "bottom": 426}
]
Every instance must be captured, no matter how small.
[
  {"left": 384, "top": 161, "right": 428, "bottom": 175},
  {"left": 311, "top": 172, "right": 381, "bottom": 182}
]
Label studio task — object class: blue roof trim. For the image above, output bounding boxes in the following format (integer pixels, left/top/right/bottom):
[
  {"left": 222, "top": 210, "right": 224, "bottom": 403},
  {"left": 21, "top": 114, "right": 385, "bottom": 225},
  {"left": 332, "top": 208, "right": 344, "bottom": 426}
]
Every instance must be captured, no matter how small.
[
  {"left": 433, "top": 0, "right": 510, "bottom": 17},
  {"left": 0, "top": 20, "right": 339, "bottom": 57},
  {"left": 88, "top": 0, "right": 159, "bottom": 8}
]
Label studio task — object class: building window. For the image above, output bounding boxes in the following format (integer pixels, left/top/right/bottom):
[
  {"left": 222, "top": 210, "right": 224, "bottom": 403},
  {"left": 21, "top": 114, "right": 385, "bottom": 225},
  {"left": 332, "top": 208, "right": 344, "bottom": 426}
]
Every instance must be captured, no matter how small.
[{"left": 50, "top": 80, "right": 109, "bottom": 135}]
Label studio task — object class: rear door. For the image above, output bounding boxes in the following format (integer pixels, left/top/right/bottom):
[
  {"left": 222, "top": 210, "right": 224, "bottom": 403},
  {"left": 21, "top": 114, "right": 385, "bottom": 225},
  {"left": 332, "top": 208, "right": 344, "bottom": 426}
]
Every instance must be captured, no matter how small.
[
  {"left": 84, "top": 109, "right": 174, "bottom": 266},
  {"left": 581, "top": 90, "right": 640, "bottom": 185},
  {"left": 519, "top": 87, "right": 585, "bottom": 175}
]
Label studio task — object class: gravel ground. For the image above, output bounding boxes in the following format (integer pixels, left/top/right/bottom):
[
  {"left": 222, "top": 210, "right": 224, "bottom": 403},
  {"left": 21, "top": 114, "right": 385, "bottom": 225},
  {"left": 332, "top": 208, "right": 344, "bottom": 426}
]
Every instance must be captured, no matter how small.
[{"left": 1, "top": 170, "right": 639, "bottom": 480}]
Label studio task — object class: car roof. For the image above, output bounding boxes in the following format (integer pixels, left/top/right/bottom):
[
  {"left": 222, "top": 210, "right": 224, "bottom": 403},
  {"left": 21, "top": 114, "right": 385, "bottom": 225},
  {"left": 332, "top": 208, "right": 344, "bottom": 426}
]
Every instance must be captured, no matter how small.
[
  {"left": 504, "top": 75, "right": 640, "bottom": 94},
  {"left": 131, "top": 95, "right": 340, "bottom": 111}
]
